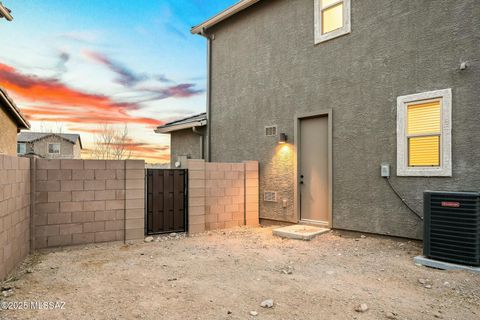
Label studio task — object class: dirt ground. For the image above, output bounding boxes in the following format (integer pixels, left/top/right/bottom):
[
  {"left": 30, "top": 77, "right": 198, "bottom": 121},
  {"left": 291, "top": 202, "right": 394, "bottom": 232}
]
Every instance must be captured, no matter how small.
[{"left": 1, "top": 226, "right": 479, "bottom": 320}]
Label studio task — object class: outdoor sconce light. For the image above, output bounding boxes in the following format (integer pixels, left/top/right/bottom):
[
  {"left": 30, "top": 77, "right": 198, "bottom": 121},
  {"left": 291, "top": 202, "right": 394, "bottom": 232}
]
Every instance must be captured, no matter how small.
[{"left": 279, "top": 133, "right": 287, "bottom": 144}]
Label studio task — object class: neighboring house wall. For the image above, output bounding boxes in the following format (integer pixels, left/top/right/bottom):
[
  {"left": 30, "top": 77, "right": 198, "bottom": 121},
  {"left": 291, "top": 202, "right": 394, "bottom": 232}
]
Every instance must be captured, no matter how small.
[
  {"left": 31, "top": 138, "right": 77, "bottom": 159},
  {"left": 0, "top": 155, "right": 30, "bottom": 280},
  {"left": 207, "top": 0, "right": 480, "bottom": 239},
  {"left": 73, "top": 138, "right": 82, "bottom": 159},
  {"left": 0, "top": 107, "right": 19, "bottom": 156},
  {"left": 170, "top": 128, "right": 204, "bottom": 168}
]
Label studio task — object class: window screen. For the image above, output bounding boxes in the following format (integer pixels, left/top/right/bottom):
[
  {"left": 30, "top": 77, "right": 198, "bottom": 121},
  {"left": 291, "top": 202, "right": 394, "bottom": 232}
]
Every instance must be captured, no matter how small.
[
  {"left": 407, "top": 100, "right": 441, "bottom": 167},
  {"left": 322, "top": 2, "right": 343, "bottom": 34}
]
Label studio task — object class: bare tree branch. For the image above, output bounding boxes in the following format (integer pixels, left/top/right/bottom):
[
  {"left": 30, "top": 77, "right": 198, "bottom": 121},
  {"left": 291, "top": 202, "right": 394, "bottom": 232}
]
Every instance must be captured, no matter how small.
[{"left": 91, "top": 124, "right": 132, "bottom": 160}]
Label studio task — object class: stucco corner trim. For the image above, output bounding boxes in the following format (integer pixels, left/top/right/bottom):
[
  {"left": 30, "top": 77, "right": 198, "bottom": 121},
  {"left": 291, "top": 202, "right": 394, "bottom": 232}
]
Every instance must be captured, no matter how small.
[
  {"left": 396, "top": 88, "right": 452, "bottom": 177},
  {"left": 314, "top": 0, "right": 351, "bottom": 45}
]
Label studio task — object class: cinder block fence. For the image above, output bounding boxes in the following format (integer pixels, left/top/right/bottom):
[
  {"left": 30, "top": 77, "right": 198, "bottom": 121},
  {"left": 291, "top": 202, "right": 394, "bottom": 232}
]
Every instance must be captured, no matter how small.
[
  {"left": 0, "top": 155, "right": 30, "bottom": 280},
  {"left": 0, "top": 155, "right": 145, "bottom": 280},
  {"left": 0, "top": 154, "right": 260, "bottom": 281},
  {"left": 187, "top": 159, "right": 259, "bottom": 233},
  {"left": 32, "top": 159, "right": 145, "bottom": 249}
]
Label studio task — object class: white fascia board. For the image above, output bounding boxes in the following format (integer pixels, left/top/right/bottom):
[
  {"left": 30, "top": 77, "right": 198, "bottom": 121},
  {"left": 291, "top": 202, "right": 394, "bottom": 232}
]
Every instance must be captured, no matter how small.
[{"left": 191, "top": 0, "right": 260, "bottom": 34}]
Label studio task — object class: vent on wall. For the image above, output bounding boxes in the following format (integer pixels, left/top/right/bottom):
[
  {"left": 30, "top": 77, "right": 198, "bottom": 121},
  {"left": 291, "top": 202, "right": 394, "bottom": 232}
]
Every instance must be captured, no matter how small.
[
  {"left": 424, "top": 191, "right": 480, "bottom": 266},
  {"left": 265, "top": 126, "right": 277, "bottom": 137},
  {"left": 264, "top": 191, "right": 278, "bottom": 202}
]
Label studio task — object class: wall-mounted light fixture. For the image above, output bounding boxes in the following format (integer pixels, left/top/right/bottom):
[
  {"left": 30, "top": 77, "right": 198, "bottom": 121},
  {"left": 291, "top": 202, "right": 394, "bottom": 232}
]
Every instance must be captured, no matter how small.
[
  {"left": 460, "top": 61, "right": 469, "bottom": 70},
  {"left": 279, "top": 133, "right": 288, "bottom": 144},
  {"left": 0, "top": 2, "right": 13, "bottom": 21}
]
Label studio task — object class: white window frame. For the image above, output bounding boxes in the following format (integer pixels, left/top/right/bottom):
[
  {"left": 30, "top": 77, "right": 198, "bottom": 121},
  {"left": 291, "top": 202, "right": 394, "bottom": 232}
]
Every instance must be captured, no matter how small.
[
  {"left": 17, "top": 143, "right": 26, "bottom": 155},
  {"left": 314, "top": 0, "right": 351, "bottom": 44},
  {"left": 396, "top": 88, "right": 452, "bottom": 177},
  {"left": 48, "top": 143, "right": 61, "bottom": 154}
]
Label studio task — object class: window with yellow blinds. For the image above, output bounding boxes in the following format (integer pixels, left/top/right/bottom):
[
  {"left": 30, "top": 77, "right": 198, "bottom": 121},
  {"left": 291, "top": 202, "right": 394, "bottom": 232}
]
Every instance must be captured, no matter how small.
[
  {"left": 314, "top": 0, "right": 351, "bottom": 44},
  {"left": 406, "top": 100, "right": 441, "bottom": 167},
  {"left": 321, "top": 0, "right": 344, "bottom": 34},
  {"left": 396, "top": 88, "right": 452, "bottom": 177}
]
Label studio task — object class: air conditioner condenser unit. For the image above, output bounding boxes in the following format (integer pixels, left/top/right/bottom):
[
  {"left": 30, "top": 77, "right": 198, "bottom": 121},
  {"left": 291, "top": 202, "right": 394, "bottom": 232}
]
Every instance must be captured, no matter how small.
[{"left": 424, "top": 191, "right": 480, "bottom": 266}]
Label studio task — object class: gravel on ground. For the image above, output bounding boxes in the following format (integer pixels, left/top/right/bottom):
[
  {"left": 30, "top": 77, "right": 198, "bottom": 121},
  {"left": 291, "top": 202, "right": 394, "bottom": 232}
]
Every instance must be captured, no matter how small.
[{"left": 1, "top": 226, "right": 479, "bottom": 319}]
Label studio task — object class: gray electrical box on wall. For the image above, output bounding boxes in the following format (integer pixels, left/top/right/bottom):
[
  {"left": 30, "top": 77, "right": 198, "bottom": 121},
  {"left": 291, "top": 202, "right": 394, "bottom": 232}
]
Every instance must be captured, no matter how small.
[{"left": 381, "top": 163, "right": 390, "bottom": 177}]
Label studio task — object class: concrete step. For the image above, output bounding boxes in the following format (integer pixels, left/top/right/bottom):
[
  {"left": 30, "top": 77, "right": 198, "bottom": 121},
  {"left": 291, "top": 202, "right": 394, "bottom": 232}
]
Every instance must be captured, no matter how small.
[{"left": 273, "top": 224, "right": 330, "bottom": 240}]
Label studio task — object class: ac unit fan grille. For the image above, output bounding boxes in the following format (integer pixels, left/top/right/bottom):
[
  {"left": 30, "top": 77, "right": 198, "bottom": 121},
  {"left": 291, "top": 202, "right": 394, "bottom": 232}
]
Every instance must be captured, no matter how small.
[{"left": 424, "top": 191, "right": 480, "bottom": 266}]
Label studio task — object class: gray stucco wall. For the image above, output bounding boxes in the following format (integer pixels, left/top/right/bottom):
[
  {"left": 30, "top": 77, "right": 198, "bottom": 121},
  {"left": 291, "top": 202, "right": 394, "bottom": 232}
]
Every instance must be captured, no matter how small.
[
  {"left": 170, "top": 128, "right": 204, "bottom": 168},
  {"left": 207, "top": 0, "right": 480, "bottom": 239}
]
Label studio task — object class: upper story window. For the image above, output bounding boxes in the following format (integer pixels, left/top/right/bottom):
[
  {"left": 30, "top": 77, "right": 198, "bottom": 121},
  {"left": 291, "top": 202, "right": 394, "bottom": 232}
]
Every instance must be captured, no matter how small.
[
  {"left": 48, "top": 143, "right": 60, "bottom": 154},
  {"left": 17, "top": 143, "right": 26, "bottom": 155},
  {"left": 397, "top": 89, "right": 452, "bottom": 177},
  {"left": 314, "top": 0, "right": 351, "bottom": 44}
]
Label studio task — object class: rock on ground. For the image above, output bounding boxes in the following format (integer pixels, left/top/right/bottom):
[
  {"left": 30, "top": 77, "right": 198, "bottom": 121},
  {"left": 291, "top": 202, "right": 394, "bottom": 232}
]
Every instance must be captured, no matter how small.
[
  {"left": 354, "top": 303, "right": 369, "bottom": 312},
  {"left": 260, "top": 299, "right": 274, "bottom": 308}
]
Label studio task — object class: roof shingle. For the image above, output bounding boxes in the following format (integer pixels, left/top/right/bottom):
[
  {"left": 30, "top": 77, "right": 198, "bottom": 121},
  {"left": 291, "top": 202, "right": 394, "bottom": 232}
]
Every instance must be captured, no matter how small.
[{"left": 17, "top": 132, "right": 83, "bottom": 148}]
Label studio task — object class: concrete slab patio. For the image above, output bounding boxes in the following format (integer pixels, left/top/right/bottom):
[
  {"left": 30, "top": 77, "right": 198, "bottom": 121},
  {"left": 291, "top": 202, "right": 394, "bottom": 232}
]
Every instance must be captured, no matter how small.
[
  {"left": 1, "top": 227, "right": 479, "bottom": 320},
  {"left": 272, "top": 224, "right": 330, "bottom": 240},
  {"left": 414, "top": 256, "right": 480, "bottom": 273}
]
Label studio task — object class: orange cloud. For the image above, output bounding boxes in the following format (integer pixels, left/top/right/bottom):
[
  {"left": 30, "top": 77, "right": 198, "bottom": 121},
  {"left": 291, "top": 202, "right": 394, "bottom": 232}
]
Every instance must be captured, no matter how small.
[
  {"left": 0, "top": 63, "right": 161, "bottom": 127},
  {"left": 0, "top": 63, "right": 136, "bottom": 111},
  {"left": 81, "top": 142, "right": 170, "bottom": 163},
  {"left": 72, "top": 134, "right": 170, "bottom": 163},
  {"left": 0, "top": 62, "right": 182, "bottom": 163},
  {"left": 21, "top": 106, "right": 161, "bottom": 126}
]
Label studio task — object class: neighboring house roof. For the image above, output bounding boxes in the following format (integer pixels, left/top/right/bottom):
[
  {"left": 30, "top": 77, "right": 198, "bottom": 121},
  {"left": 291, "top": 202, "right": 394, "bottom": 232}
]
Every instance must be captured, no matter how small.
[
  {"left": 17, "top": 132, "right": 83, "bottom": 149},
  {"left": 155, "top": 113, "right": 207, "bottom": 133},
  {"left": 0, "top": 86, "right": 30, "bottom": 130},
  {"left": 191, "top": 0, "right": 260, "bottom": 34}
]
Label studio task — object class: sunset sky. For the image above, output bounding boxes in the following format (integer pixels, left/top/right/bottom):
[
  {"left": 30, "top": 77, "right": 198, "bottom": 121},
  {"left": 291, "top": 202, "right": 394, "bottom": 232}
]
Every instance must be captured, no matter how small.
[{"left": 0, "top": 0, "right": 235, "bottom": 163}]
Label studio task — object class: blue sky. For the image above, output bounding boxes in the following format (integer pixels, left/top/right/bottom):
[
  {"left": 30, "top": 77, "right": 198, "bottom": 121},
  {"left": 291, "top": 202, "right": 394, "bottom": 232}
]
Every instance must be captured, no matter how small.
[{"left": 0, "top": 0, "right": 236, "bottom": 162}]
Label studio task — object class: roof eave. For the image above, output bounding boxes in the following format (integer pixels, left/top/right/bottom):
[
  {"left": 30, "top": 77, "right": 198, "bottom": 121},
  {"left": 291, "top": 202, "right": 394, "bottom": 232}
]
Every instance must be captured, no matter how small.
[
  {"left": 19, "top": 133, "right": 81, "bottom": 146},
  {"left": 0, "top": 89, "right": 31, "bottom": 129},
  {"left": 154, "top": 120, "right": 207, "bottom": 134},
  {"left": 77, "top": 137, "right": 83, "bottom": 149},
  {"left": 191, "top": 0, "right": 260, "bottom": 34}
]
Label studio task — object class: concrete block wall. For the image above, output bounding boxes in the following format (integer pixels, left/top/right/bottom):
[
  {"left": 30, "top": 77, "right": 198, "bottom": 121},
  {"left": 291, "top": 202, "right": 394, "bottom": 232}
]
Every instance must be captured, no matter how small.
[
  {"left": 0, "top": 155, "right": 30, "bottom": 280},
  {"left": 205, "top": 162, "right": 245, "bottom": 230},
  {"left": 186, "top": 159, "right": 259, "bottom": 233},
  {"left": 33, "top": 159, "right": 145, "bottom": 248},
  {"left": 187, "top": 160, "right": 206, "bottom": 233},
  {"left": 244, "top": 161, "right": 260, "bottom": 226}
]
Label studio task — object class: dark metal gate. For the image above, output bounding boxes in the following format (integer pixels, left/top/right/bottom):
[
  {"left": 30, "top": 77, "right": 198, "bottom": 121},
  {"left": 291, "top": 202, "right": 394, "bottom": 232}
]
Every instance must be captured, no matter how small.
[{"left": 146, "top": 169, "right": 188, "bottom": 234}]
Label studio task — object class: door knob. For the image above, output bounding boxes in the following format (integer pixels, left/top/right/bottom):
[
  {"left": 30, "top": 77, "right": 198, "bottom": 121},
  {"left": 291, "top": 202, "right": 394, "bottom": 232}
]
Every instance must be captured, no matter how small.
[{"left": 300, "top": 175, "right": 304, "bottom": 178}]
